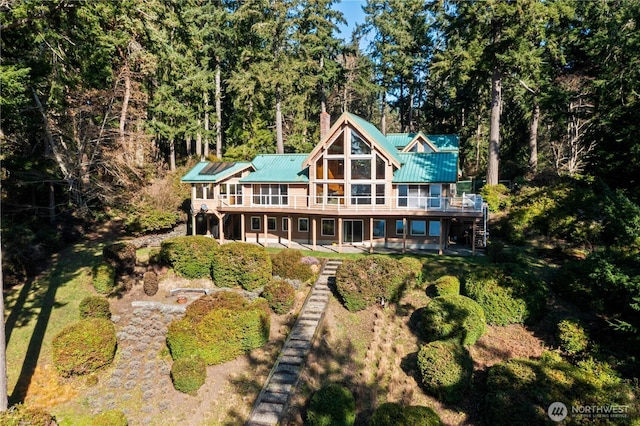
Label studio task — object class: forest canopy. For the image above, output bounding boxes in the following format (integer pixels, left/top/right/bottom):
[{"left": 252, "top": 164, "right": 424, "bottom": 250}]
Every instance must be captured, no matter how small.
[{"left": 1, "top": 0, "right": 640, "bottom": 270}]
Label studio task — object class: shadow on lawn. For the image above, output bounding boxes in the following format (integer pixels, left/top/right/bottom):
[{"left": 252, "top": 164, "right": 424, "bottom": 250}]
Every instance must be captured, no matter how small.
[{"left": 7, "top": 243, "right": 95, "bottom": 406}]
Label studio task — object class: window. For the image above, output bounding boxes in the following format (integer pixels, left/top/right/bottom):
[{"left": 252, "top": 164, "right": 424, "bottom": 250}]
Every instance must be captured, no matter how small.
[
  {"left": 220, "top": 183, "right": 242, "bottom": 205},
  {"left": 253, "top": 184, "right": 288, "bottom": 205},
  {"left": 316, "top": 158, "right": 323, "bottom": 180},
  {"left": 251, "top": 216, "right": 261, "bottom": 231},
  {"left": 351, "top": 184, "right": 371, "bottom": 205},
  {"left": 376, "top": 155, "right": 386, "bottom": 179},
  {"left": 328, "top": 132, "right": 344, "bottom": 154},
  {"left": 429, "top": 220, "right": 441, "bottom": 236},
  {"left": 321, "top": 219, "right": 335, "bottom": 236},
  {"left": 398, "top": 185, "right": 428, "bottom": 208},
  {"left": 351, "top": 131, "right": 371, "bottom": 154},
  {"left": 267, "top": 217, "right": 276, "bottom": 231},
  {"left": 351, "top": 159, "right": 371, "bottom": 179},
  {"left": 376, "top": 184, "right": 385, "bottom": 205},
  {"left": 410, "top": 220, "right": 426, "bottom": 236},
  {"left": 316, "top": 184, "right": 324, "bottom": 203},
  {"left": 327, "top": 159, "right": 344, "bottom": 179},
  {"left": 282, "top": 217, "right": 289, "bottom": 232},
  {"left": 298, "top": 218, "right": 309, "bottom": 232},
  {"left": 396, "top": 220, "right": 405, "bottom": 235},
  {"left": 373, "top": 220, "right": 386, "bottom": 238}
]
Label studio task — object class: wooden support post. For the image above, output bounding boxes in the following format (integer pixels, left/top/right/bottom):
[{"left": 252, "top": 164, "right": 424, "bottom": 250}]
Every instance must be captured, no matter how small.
[
  {"left": 240, "top": 214, "right": 246, "bottom": 242},
  {"left": 312, "top": 217, "right": 317, "bottom": 251},
  {"left": 402, "top": 217, "right": 407, "bottom": 254},
  {"left": 191, "top": 185, "right": 197, "bottom": 235},
  {"left": 438, "top": 218, "right": 443, "bottom": 255},
  {"left": 369, "top": 217, "right": 374, "bottom": 254},
  {"left": 472, "top": 221, "right": 477, "bottom": 256},
  {"left": 263, "top": 214, "right": 268, "bottom": 247},
  {"left": 338, "top": 217, "right": 343, "bottom": 253},
  {"left": 219, "top": 214, "right": 225, "bottom": 244},
  {"left": 287, "top": 216, "right": 292, "bottom": 249}
]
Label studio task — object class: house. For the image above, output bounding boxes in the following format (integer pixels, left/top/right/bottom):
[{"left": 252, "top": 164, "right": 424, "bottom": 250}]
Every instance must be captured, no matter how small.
[{"left": 181, "top": 112, "right": 488, "bottom": 254}]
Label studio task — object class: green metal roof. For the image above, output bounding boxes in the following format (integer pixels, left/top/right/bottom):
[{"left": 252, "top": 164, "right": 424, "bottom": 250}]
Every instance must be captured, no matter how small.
[
  {"left": 387, "top": 133, "right": 416, "bottom": 148},
  {"left": 181, "top": 161, "right": 252, "bottom": 183},
  {"left": 346, "top": 113, "right": 404, "bottom": 165},
  {"left": 240, "top": 154, "right": 309, "bottom": 183},
  {"left": 393, "top": 152, "right": 459, "bottom": 183}
]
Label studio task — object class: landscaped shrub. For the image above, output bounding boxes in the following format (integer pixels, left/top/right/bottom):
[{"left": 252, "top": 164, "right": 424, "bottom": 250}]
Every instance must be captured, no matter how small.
[
  {"left": 52, "top": 318, "right": 117, "bottom": 377},
  {"left": 557, "top": 319, "right": 589, "bottom": 356},
  {"left": 335, "top": 256, "right": 407, "bottom": 311},
  {"left": 262, "top": 279, "right": 295, "bottom": 314},
  {"left": 143, "top": 271, "right": 159, "bottom": 296},
  {"left": 171, "top": 355, "right": 207, "bottom": 395},
  {"left": 432, "top": 275, "right": 460, "bottom": 296},
  {"left": 79, "top": 296, "right": 111, "bottom": 320},
  {"left": 485, "top": 351, "right": 636, "bottom": 426},
  {"left": 399, "top": 257, "right": 424, "bottom": 286},
  {"left": 463, "top": 271, "right": 546, "bottom": 326},
  {"left": 211, "top": 242, "right": 272, "bottom": 291},
  {"left": 125, "top": 207, "right": 181, "bottom": 235},
  {"left": 93, "top": 410, "right": 128, "bottom": 426},
  {"left": 159, "top": 236, "right": 219, "bottom": 279},
  {"left": 421, "top": 295, "right": 486, "bottom": 346},
  {"left": 92, "top": 263, "right": 116, "bottom": 294},
  {"left": 270, "top": 249, "right": 314, "bottom": 282},
  {"left": 0, "top": 404, "right": 56, "bottom": 426},
  {"left": 166, "top": 292, "right": 270, "bottom": 365},
  {"left": 417, "top": 340, "right": 473, "bottom": 403},
  {"left": 480, "top": 183, "right": 511, "bottom": 212},
  {"left": 306, "top": 384, "right": 356, "bottom": 426},
  {"left": 103, "top": 242, "right": 136, "bottom": 275},
  {"left": 371, "top": 402, "right": 443, "bottom": 426}
]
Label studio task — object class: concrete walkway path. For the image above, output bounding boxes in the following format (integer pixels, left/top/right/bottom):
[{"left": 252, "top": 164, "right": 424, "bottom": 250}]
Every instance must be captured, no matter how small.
[{"left": 246, "top": 260, "right": 342, "bottom": 426}]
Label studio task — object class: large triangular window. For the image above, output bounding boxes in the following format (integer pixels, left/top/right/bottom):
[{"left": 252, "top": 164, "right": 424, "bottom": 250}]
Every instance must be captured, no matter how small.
[
  {"left": 328, "top": 132, "right": 344, "bottom": 154},
  {"left": 351, "top": 131, "right": 371, "bottom": 155}
]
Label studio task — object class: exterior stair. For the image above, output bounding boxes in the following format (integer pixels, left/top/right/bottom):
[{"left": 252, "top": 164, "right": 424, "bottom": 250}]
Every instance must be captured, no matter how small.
[{"left": 246, "top": 259, "right": 342, "bottom": 426}]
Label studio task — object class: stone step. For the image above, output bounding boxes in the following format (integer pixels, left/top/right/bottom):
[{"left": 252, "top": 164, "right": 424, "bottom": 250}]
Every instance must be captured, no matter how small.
[
  {"left": 274, "top": 363, "right": 301, "bottom": 375},
  {"left": 266, "top": 381, "right": 293, "bottom": 394},
  {"left": 269, "top": 371, "right": 298, "bottom": 384},
  {"left": 261, "top": 391, "right": 289, "bottom": 404},
  {"left": 250, "top": 402, "right": 283, "bottom": 425},
  {"left": 279, "top": 354, "right": 305, "bottom": 365}
]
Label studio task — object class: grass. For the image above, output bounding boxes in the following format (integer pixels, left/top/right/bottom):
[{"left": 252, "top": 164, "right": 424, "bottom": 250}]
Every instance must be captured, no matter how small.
[{"left": 4, "top": 241, "right": 103, "bottom": 407}]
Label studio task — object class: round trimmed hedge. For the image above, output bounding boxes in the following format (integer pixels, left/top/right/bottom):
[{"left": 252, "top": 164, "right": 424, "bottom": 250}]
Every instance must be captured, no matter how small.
[
  {"left": 93, "top": 410, "right": 128, "bottom": 426},
  {"left": 306, "top": 384, "right": 356, "bottom": 426},
  {"left": 335, "top": 256, "right": 407, "bottom": 311},
  {"left": 52, "top": 318, "right": 117, "bottom": 377},
  {"left": 92, "top": 263, "right": 116, "bottom": 294},
  {"left": 171, "top": 355, "right": 207, "bottom": 395},
  {"left": 433, "top": 275, "right": 460, "bottom": 296},
  {"left": 557, "top": 319, "right": 589, "bottom": 355},
  {"left": 160, "top": 236, "right": 219, "bottom": 279},
  {"left": 270, "top": 249, "right": 314, "bottom": 282},
  {"left": 399, "top": 257, "right": 424, "bottom": 286},
  {"left": 167, "top": 292, "right": 270, "bottom": 365},
  {"left": 463, "top": 272, "right": 546, "bottom": 326},
  {"left": 211, "top": 242, "right": 272, "bottom": 291},
  {"left": 79, "top": 296, "right": 111, "bottom": 320},
  {"left": 421, "top": 295, "right": 486, "bottom": 346},
  {"left": 262, "top": 279, "right": 295, "bottom": 314},
  {"left": 371, "top": 402, "right": 443, "bottom": 426},
  {"left": 417, "top": 340, "right": 473, "bottom": 403}
]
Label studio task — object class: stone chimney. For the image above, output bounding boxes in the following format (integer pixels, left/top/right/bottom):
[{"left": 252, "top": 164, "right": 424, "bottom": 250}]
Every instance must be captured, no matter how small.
[{"left": 320, "top": 112, "right": 330, "bottom": 140}]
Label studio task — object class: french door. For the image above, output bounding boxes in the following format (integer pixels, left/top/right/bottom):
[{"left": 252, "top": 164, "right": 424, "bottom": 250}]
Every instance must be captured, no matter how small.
[{"left": 343, "top": 219, "right": 364, "bottom": 244}]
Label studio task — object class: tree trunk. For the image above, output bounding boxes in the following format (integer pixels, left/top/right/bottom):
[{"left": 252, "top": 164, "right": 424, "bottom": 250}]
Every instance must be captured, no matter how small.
[
  {"left": 381, "top": 92, "right": 387, "bottom": 135},
  {"left": 203, "top": 91, "right": 209, "bottom": 158},
  {"left": 169, "top": 138, "right": 176, "bottom": 171},
  {"left": 0, "top": 237, "right": 7, "bottom": 411},
  {"left": 215, "top": 63, "right": 223, "bottom": 159},
  {"left": 49, "top": 182, "right": 56, "bottom": 225},
  {"left": 119, "top": 64, "right": 131, "bottom": 162},
  {"left": 487, "top": 65, "right": 501, "bottom": 185},
  {"left": 528, "top": 100, "right": 540, "bottom": 177},
  {"left": 275, "top": 83, "right": 284, "bottom": 154},
  {"left": 196, "top": 124, "right": 202, "bottom": 158},
  {"left": 186, "top": 134, "right": 192, "bottom": 155}
]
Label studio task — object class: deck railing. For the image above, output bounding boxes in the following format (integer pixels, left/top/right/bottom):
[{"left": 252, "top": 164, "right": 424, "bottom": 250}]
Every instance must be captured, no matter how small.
[{"left": 213, "top": 193, "right": 484, "bottom": 213}]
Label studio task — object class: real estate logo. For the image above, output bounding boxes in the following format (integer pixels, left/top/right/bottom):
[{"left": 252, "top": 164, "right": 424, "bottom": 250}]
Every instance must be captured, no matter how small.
[{"left": 548, "top": 402, "right": 568, "bottom": 422}]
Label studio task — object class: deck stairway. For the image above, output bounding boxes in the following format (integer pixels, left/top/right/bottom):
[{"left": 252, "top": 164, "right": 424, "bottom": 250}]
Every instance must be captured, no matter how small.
[{"left": 245, "top": 260, "right": 342, "bottom": 426}]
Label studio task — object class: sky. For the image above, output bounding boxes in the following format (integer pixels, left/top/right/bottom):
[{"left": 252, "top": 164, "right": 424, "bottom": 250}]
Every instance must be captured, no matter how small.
[{"left": 332, "top": 0, "right": 368, "bottom": 43}]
